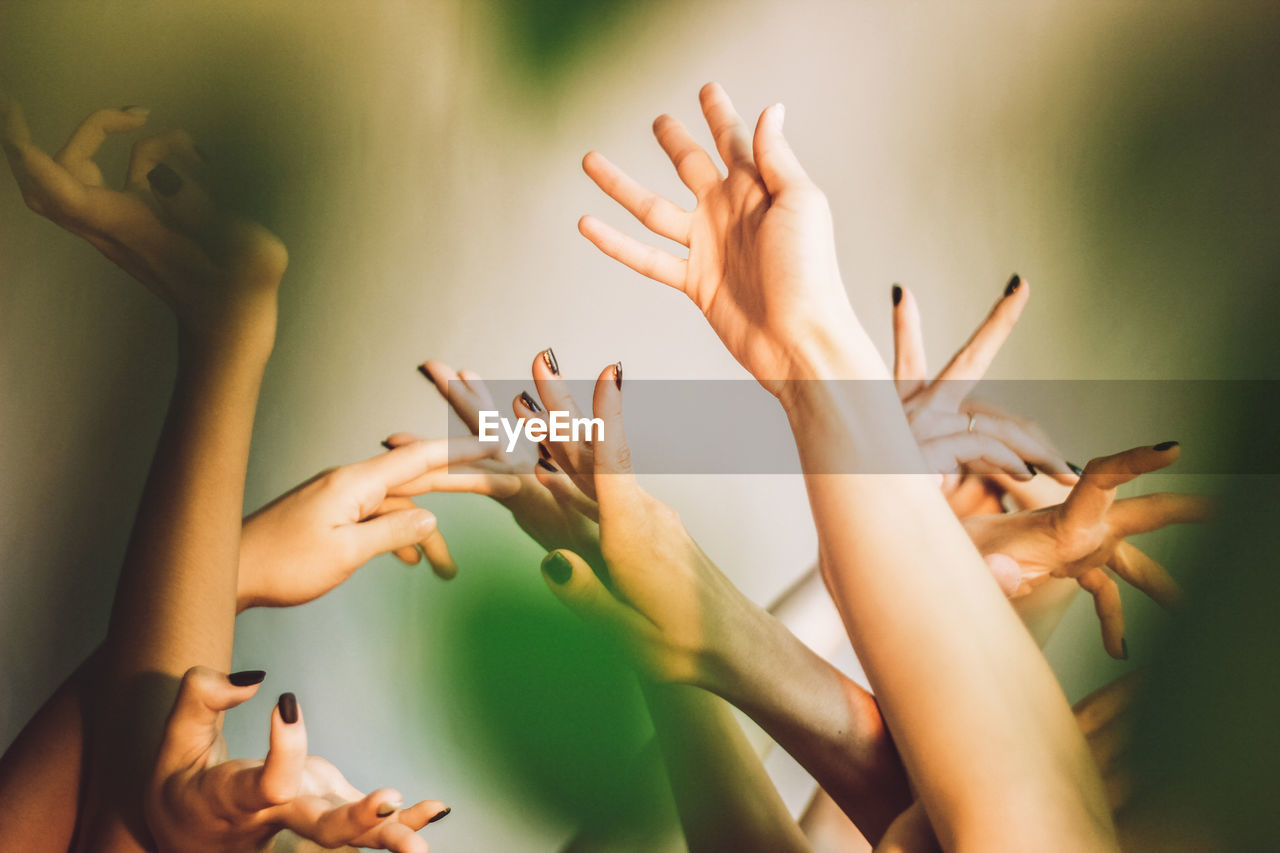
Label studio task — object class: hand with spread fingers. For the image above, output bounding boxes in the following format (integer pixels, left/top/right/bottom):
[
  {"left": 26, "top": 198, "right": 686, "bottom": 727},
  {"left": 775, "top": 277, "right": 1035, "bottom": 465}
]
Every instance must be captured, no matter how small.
[
  {"left": 580, "top": 82, "right": 858, "bottom": 393},
  {"left": 891, "top": 278, "right": 1078, "bottom": 485},
  {"left": 963, "top": 442, "right": 1211, "bottom": 658},
  {"left": 1, "top": 99, "right": 286, "bottom": 341},
  {"left": 146, "top": 667, "right": 447, "bottom": 853},
  {"left": 238, "top": 437, "right": 520, "bottom": 599},
  {"left": 388, "top": 355, "right": 604, "bottom": 569}
]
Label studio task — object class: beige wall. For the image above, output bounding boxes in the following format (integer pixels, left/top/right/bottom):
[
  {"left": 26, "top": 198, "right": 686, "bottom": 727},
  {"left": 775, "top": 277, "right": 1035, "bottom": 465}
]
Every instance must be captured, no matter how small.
[{"left": 2, "top": 1, "right": 1275, "bottom": 848}]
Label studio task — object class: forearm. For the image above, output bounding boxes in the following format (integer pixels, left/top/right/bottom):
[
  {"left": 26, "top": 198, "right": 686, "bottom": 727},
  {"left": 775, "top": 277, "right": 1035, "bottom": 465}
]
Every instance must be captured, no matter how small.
[
  {"left": 777, "top": 317, "right": 1114, "bottom": 850},
  {"left": 640, "top": 680, "right": 809, "bottom": 853},
  {"left": 80, "top": 319, "right": 274, "bottom": 850},
  {"left": 712, "top": 610, "right": 910, "bottom": 844}
]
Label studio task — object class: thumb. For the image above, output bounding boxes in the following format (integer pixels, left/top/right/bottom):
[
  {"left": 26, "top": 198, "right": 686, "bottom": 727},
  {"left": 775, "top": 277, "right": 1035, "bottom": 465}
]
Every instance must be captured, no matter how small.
[
  {"left": 983, "top": 553, "right": 1024, "bottom": 598},
  {"left": 156, "top": 666, "right": 264, "bottom": 773},
  {"left": 541, "top": 550, "right": 652, "bottom": 640},
  {"left": 346, "top": 507, "right": 437, "bottom": 565},
  {"left": 752, "top": 103, "right": 810, "bottom": 196}
]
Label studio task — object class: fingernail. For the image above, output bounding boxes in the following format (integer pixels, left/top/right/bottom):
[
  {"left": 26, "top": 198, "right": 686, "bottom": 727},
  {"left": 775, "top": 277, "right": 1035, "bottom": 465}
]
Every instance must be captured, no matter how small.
[
  {"left": 1153, "top": 440, "right": 1179, "bottom": 452},
  {"left": 538, "top": 442, "right": 551, "bottom": 460},
  {"left": 1025, "top": 462, "right": 1037, "bottom": 476},
  {"left": 1004, "top": 273, "right": 1021, "bottom": 296},
  {"left": 122, "top": 105, "right": 150, "bottom": 117},
  {"left": 417, "top": 364, "right": 435, "bottom": 383},
  {"left": 278, "top": 692, "right": 299, "bottom": 724},
  {"left": 1121, "top": 638, "right": 1130, "bottom": 660},
  {"left": 614, "top": 361, "right": 623, "bottom": 390},
  {"left": 520, "top": 390, "right": 543, "bottom": 413},
  {"left": 1067, "top": 462, "right": 1084, "bottom": 476},
  {"left": 228, "top": 670, "right": 266, "bottom": 686},
  {"left": 429, "top": 806, "right": 452, "bottom": 824},
  {"left": 376, "top": 801, "right": 403, "bottom": 818},
  {"left": 543, "top": 347, "right": 560, "bottom": 376},
  {"left": 892, "top": 284, "right": 902, "bottom": 307},
  {"left": 543, "top": 551, "right": 572, "bottom": 584},
  {"left": 146, "top": 163, "right": 182, "bottom": 197},
  {"left": 381, "top": 439, "right": 394, "bottom": 451},
  {"left": 537, "top": 457, "right": 558, "bottom": 473}
]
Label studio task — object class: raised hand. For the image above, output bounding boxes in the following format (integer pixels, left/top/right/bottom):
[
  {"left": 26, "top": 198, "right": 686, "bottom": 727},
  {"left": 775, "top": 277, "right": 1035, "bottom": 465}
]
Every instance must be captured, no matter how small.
[
  {"left": 146, "top": 667, "right": 447, "bottom": 853},
  {"left": 891, "top": 278, "right": 1078, "bottom": 484},
  {"left": 1, "top": 99, "right": 286, "bottom": 341},
  {"left": 390, "top": 355, "right": 603, "bottom": 567},
  {"left": 580, "top": 83, "right": 861, "bottom": 392},
  {"left": 238, "top": 437, "right": 519, "bottom": 601},
  {"left": 964, "top": 443, "right": 1211, "bottom": 657}
]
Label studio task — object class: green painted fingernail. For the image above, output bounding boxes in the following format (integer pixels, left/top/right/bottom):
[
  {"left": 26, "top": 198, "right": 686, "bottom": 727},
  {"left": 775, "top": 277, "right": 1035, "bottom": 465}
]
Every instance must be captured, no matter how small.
[{"left": 543, "top": 551, "right": 572, "bottom": 584}]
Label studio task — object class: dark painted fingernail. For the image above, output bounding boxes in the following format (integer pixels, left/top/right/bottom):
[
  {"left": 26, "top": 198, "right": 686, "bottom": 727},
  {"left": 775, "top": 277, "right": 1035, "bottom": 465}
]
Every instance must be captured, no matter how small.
[
  {"left": 543, "top": 551, "right": 572, "bottom": 584},
  {"left": 381, "top": 439, "right": 394, "bottom": 451},
  {"left": 228, "top": 670, "right": 266, "bottom": 686},
  {"left": 1025, "top": 462, "right": 1037, "bottom": 476},
  {"left": 538, "top": 442, "right": 551, "bottom": 460},
  {"left": 428, "top": 807, "right": 451, "bottom": 824},
  {"left": 1067, "top": 462, "right": 1084, "bottom": 476},
  {"left": 1153, "top": 440, "right": 1179, "bottom": 451},
  {"left": 520, "top": 390, "right": 543, "bottom": 413},
  {"left": 278, "top": 692, "right": 299, "bottom": 724},
  {"left": 376, "top": 801, "right": 402, "bottom": 818},
  {"left": 892, "top": 284, "right": 903, "bottom": 306},
  {"left": 122, "top": 105, "right": 150, "bottom": 117},
  {"left": 1004, "top": 273, "right": 1021, "bottom": 296},
  {"left": 1121, "top": 638, "right": 1129, "bottom": 660},
  {"left": 417, "top": 364, "right": 434, "bottom": 383},
  {"left": 543, "top": 348, "right": 560, "bottom": 375},
  {"left": 614, "top": 361, "right": 623, "bottom": 390},
  {"left": 146, "top": 163, "right": 182, "bottom": 197},
  {"left": 537, "top": 457, "right": 558, "bottom": 473}
]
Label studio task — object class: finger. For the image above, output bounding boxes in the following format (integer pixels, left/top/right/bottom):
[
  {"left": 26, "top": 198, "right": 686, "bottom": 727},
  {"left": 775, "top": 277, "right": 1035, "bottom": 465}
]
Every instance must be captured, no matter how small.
[
  {"left": 698, "top": 81, "right": 754, "bottom": 169},
  {"left": 1077, "top": 568, "right": 1127, "bottom": 660},
  {"left": 751, "top": 100, "right": 814, "bottom": 196},
  {"left": 649, "top": 113, "right": 721, "bottom": 195},
  {"left": 582, "top": 151, "right": 690, "bottom": 244},
  {"left": 54, "top": 107, "right": 150, "bottom": 181},
  {"left": 918, "top": 432, "right": 1034, "bottom": 481},
  {"left": 578, "top": 214, "right": 688, "bottom": 290},
  {"left": 0, "top": 94, "right": 33, "bottom": 149},
  {"left": 927, "top": 410, "right": 1074, "bottom": 479},
  {"left": 456, "top": 368, "right": 496, "bottom": 411},
  {"left": 983, "top": 553, "right": 1024, "bottom": 597},
  {"left": 929, "top": 273, "right": 1029, "bottom": 407},
  {"left": 155, "top": 666, "right": 264, "bottom": 773},
  {"left": 418, "top": 361, "right": 484, "bottom": 434},
  {"left": 280, "top": 787, "right": 405, "bottom": 849},
  {"left": 1108, "top": 541, "right": 1184, "bottom": 612},
  {"left": 126, "top": 130, "right": 214, "bottom": 235},
  {"left": 892, "top": 283, "right": 927, "bottom": 397},
  {"left": 1108, "top": 492, "right": 1214, "bottom": 536},
  {"left": 541, "top": 549, "right": 652, "bottom": 638},
  {"left": 530, "top": 349, "right": 597, "bottom": 487},
  {"left": 1074, "top": 669, "right": 1144, "bottom": 736},
  {"left": 420, "top": 528, "right": 457, "bottom": 580},
  {"left": 347, "top": 507, "right": 438, "bottom": 564},
  {"left": 987, "top": 469, "right": 1073, "bottom": 511},
  {"left": 351, "top": 437, "right": 500, "bottom": 497},
  {"left": 398, "top": 800, "right": 450, "bottom": 831},
  {"left": 1062, "top": 442, "right": 1182, "bottom": 528},
  {"left": 591, "top": 362, "right": 643, "bottom": 513},
  {"left": 533, "top": 456, "right": 601, "bottom": 523},
  {"left": 257, "top": 692, "right": 307, "bottom": 805},
  {"left": 1, "top": 102, "right": 98, "bottom": 221},
  {"left": 390, "top": 465, "right": 521, "bottom": 499},
  {"left": 360, "top": 819, "right": 430, "bottom": 853}
]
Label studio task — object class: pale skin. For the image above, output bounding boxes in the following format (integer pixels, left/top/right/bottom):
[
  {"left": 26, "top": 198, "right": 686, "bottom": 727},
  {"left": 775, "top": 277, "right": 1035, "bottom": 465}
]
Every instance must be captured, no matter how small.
[
  {"left": 0, "top": 101, "right": 498, "bottom": 851},
  {"left": 579, "top": 81, "right": 1118, "bottom": 850}
]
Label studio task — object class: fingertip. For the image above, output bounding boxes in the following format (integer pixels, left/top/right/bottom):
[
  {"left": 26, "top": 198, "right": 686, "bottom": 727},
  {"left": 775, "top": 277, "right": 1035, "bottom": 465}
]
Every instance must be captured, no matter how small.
[
  {"left": 582, "top": 150, "right": 604, "bottom": 173},
  {"left": 541, "top": 549, "right": 574, "bottom": 585}
]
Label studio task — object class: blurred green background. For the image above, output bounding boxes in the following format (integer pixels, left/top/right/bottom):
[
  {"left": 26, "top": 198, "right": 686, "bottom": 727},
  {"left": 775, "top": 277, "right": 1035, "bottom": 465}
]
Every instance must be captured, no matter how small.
[{"left": 2, "top": 1, "right": 1277, "bottom": 849}]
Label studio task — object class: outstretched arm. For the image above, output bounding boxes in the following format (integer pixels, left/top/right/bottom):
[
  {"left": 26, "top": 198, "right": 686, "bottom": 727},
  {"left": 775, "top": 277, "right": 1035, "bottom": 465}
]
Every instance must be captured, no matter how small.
[{"left": 580, "top": 83, "right": 1116, "bottom": 850}]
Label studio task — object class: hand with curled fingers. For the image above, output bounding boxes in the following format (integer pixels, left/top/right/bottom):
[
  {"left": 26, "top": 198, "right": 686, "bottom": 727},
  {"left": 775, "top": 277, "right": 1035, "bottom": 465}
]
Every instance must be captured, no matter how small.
[
  {"left": 963, "top": 442, "right": 1211, "bottom": 658},
  {"left": 531, "top": 363, "right": 773, "bottom": 691},
  {"left": 387, "top": 355, "right": 604, "bottom": 568},
  {"left": 0, "top": 99, "right": 286, "bottom": 343},
  {"left": 580, "top": 82, "right": 859, "bottom": 393},
  {"left": 145, "top": 667, "right": 448, "bottom": 853},
  {"left": 238, "top": 437, "right": 519, "bottom": 599},
  {"left": 891, "top": 278, "right": 1079, "bottom": 486}
]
